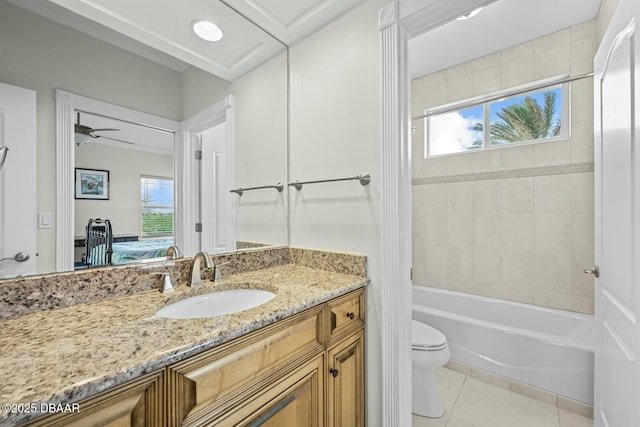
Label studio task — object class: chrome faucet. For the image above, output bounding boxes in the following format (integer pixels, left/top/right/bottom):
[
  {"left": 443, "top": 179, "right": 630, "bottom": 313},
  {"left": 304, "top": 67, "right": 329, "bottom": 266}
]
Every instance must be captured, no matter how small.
[
  {"left": 189, "top": 251, "right": 214, "bottom": 287},
  {"left": 166, "top": 245, "right": 182, "bottom": 260}
]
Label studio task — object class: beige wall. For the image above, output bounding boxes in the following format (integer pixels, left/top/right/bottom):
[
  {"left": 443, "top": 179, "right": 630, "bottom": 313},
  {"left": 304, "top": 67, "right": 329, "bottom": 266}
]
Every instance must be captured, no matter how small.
[
  {"left": 411, "top": 21, "right": 597, "bottom": 314},
  {"left": 289, "top": 0, "right": 385, "bottom": 424},
  {"left": 74, "top": 145, "right": 172, "bottom": 239}
]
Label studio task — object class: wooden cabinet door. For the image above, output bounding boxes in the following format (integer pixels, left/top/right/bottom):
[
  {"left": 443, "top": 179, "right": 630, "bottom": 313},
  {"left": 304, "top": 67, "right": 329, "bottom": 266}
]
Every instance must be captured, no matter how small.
[
  {"left": 327, "top": 331, "right": 364, "bottom": 427},
  {"left": 25, "top": 370, "right": 164, "bottom": 427},
  {"left": 210, "top": 355, "right": 324, "bottom": 427}
]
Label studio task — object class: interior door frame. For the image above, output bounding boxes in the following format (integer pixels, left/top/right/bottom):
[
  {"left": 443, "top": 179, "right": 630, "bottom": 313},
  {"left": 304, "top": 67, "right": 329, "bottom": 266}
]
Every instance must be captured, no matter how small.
[
  {"left": 377, "top": 0, "right": 496, "bottom": 424},
  {"left": 179, "top": 95, "right": 235, "bottom": 256},
  {"left": 55, "top": 90, "right": 180, "bottom": 271}
]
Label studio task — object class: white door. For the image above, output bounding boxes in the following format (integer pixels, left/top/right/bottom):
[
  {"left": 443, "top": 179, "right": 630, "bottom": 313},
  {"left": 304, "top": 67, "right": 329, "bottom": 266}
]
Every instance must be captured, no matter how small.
[
  {"left": 200, "top": 122, "right": 234, "bottom": 253},
  {"left": 593, "top": 0, "right": 640, "bottom": 425},
  {"left": 0, "top": 82, "right": 37, "bottom": 278}
]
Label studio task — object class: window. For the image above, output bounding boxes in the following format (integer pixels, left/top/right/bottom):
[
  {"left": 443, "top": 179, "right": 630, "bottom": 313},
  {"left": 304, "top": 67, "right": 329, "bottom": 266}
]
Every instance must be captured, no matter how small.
[
  {"left": 425, "top": 81, "right": 567, "bottom": 157},
  {"left": 140, "top": 176, "right": 174, "bottom": 237}
]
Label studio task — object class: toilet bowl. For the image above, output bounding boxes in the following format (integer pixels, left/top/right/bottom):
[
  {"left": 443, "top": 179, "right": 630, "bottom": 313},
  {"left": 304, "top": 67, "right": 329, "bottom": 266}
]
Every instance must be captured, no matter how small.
[{"left": 411, "top": 320, "right": 450, "bottom": 418}]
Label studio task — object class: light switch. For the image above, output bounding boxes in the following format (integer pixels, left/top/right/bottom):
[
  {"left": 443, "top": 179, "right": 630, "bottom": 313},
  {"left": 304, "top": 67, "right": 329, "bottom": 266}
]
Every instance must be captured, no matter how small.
[{"left": 38, "top": 212, "right": 53, "bottom": 229}]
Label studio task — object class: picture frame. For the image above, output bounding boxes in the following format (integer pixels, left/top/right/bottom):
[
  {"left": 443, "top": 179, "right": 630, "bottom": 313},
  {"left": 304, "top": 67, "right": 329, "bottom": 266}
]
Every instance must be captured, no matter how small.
[{"left": 75, "top": 168, "right": 110, "bottom": 200}]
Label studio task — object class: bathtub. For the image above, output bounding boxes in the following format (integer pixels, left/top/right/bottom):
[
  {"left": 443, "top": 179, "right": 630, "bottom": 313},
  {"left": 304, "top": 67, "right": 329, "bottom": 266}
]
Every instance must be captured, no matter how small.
[{"left": 412, "top": 285, "right": 596, "bottom": 404}]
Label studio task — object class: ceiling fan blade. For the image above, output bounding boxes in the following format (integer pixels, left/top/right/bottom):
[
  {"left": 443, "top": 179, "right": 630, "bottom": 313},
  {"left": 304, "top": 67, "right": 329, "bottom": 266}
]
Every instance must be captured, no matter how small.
[{"left": 96, "top": 135, "right": 135, "bottom": 145}]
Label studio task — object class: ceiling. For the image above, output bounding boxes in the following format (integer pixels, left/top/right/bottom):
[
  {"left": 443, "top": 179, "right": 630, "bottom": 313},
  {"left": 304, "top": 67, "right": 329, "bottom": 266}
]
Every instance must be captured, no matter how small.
[
  {"left": 76, "top": 111, "right": 174, "bottom": 155},
  {"left": 9, "top": 0, "right": 365, "bottom": 81},
  {"left": 409, "top": 0, "right": 602, "bottom": 79}
]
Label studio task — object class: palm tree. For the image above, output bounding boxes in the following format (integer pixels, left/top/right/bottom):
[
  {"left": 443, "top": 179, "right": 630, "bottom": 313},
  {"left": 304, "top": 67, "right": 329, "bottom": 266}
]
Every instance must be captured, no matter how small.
[{"left": 473, "top": 91, "right": 561, "bottom": 145}]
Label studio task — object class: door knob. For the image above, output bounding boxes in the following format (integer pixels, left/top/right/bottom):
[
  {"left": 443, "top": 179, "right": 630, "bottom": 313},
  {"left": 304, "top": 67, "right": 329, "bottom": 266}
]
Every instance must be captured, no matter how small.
[
  {"left": 583, "top": 266, "right": 599, "bottom": 278},
  {"left": 329, "top": 368, "right": 339, "bottom": 377}
]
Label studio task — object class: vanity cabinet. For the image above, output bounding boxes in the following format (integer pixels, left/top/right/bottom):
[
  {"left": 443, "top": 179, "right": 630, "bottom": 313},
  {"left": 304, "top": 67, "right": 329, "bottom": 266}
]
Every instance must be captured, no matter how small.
[
  {"left": 22, "top": 288, "right": 364, "bottom": 427},
  {"left": 24, "top": 370, "right": 164, "bottom": 427}
]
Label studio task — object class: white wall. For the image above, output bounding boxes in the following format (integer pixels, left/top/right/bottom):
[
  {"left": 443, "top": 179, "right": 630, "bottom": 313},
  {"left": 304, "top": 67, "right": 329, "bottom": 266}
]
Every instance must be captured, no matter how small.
[
  {"left": 288, "top": 0, "right": 385, "bottom": 424},
  {"left": 74, "top": 144, "right": 173, "bottom": 238},
  {"left": 0, "top": 1, "right": 182, "bottom": 273}
]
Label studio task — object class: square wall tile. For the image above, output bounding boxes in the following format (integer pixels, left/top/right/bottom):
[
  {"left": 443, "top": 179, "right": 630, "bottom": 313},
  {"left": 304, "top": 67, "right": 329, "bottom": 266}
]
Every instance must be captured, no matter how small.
[
  {"left": 501, "top": 41, "right": 533, "bottom": 62},
  {"left": 534, "top": 44, "right": 571, "bottom": 80},
  {"left": 473, "top": 247, "right": 502, "bottom": 283},
  {"left": 423, "top": 157, "right": 447, "bottom": 179},
  {"left": 502, "top": 250, "right": 535, "bottom": 288},
  {"left": 572, "top": 296, "right": 595, "bottom": 314},
  {"left": 412, "top": 121, "right": 425, "bottom": 179},
  {"left": 502, "top": 285, "right": 534, "bottom": 304},
  {"left": 424, "top": 70, "right": 446, "bottom": 87},
  {"left": 424, "top": 81, "right": 448, "bottom": 109},
  {"left": 571, "top": 35, "right": 597, "bottom": 75},
  {"left": 447, "top": 182, "right": 473, "bottom": 215},
  {"left": 473, "top": 52, "right": 500, "bottom": 71},
  {"left": 534, "top": 174, "right": 571, "bottom": 214},
  {"left": 501, "top": 56, "right": 534, "bottom": 89},
  {"left": 473, "top": 66, "right": 501, "bottom": 96},
  {"left": 534, "top": 289, "right": 572, "bottom": 310},
  {"left": 570, "top": 121, "right": 595, "bottom": 164},
  {"left": 447, "top": 215, "right": 473, "bottom": 246},
  {"left": 502, "top": 178, "right": 534, "bottom": 214},
  {"left": 571, "top": 19, "right": 597, "bottom": 41},
  {"left": 425, "top": 215, "right": 448, "bottom": 245},
  {"left": 502, "top": 214, "right": 534, "bottom": 250},
  {"left": 446, "top": 155, "right": 474, "bottom": 176},
  {"left": 501, "top": 144, "right": 534, "bottom": 170},
  {"left": 473, "top": 180, "right": 502, "bottom": 214},
  {"left": 425, "top": 244, "right": 448, "bottom": 277},
  {"left": 447, "top": 77, "right": 473, "bottom": 103},
  {"left": 570, "top": 172, "right": 594, "bottom": 214},
  {"left": 534, "top": 28, "right": 571, "bottom": 53},
  {"left": 425, "top": 183, "right": 448, "bottom": 216},
  {"left": 571, "top": 78, "right": 594, "bottom": 123},
  {"left": 535, "top": 214, "right": 571, "bottom": 252},
  {"left": 474, "top": 214, "right": 502, "bottom": 249},
  {"left": 534, "top": 251, "right": 572, "bottom": 294},
  {"left": 533, "top": 140, "right": 571, "bottom": 167},
  {"left": 571, "top": 214, "right": 595, "bottom": 255},
  {"left": 447, "top": 246, "right": 474, "bottom": 279},
  {"left": 472, "top": 150, "right": 501, "bottom": 174}
]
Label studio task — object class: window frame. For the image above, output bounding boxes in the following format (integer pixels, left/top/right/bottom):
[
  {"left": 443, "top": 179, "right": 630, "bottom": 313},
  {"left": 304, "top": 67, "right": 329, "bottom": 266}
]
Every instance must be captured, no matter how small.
[
  {"left": 423, "top": 76, "right": 570, "bottom": 158},
  {"left": 140, "top": 175, "right": 174, "bottom": 238}
]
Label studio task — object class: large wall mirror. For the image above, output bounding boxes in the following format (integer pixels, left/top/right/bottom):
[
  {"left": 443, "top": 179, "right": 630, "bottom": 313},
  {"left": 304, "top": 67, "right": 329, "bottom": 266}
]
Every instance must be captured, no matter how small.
[{"left": 0, "top": 0, "right": 288, "bottom": 279}]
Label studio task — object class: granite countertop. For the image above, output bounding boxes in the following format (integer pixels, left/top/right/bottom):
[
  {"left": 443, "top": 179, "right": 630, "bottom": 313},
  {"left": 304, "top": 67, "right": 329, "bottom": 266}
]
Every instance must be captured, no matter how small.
[{"left": 0, "top": 264, "right": 368, "bottom": 426}]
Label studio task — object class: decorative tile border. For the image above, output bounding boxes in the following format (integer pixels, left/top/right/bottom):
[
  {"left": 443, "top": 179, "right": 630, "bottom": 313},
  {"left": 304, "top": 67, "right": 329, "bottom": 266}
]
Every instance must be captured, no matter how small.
[
  {"left": 412, "top": 162, "right": 594, "bottom": 186},
  {"left": 445, "top": 360, "right": 594, "bottom": 418}
]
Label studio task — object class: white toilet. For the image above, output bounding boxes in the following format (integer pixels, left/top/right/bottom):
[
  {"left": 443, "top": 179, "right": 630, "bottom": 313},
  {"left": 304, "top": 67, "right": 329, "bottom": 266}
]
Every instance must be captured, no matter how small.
[{"left": 411, "top": 320, "right": 451, "bottom": 418}]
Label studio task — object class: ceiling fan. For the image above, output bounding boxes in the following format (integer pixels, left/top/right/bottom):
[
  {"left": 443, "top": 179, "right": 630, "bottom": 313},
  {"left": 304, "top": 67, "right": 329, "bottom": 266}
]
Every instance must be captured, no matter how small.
[{"left": 74, "top": 112, "right": 134, "bottom": 146}]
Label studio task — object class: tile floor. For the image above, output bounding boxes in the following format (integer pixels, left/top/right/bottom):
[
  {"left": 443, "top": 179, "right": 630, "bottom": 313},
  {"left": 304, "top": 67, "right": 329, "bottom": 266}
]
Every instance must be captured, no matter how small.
[{"left": 412, "top": 368, "right": 593, "bottom": 427}]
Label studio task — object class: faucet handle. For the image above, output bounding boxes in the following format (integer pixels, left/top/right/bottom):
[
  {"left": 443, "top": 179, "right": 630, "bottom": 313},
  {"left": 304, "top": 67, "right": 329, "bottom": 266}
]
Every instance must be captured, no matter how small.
[
  {"left": 149, "top": 271, "right": 175, "bottom": 293},
  {"left": 213, "top": 261, "right": 231, "bottom": 282}
]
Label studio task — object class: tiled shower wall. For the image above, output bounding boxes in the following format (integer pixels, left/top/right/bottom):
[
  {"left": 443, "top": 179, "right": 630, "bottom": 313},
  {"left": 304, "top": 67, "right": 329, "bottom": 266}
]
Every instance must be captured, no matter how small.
[{"left": 411, "top": 21, "right": 596, "bottom": 314}]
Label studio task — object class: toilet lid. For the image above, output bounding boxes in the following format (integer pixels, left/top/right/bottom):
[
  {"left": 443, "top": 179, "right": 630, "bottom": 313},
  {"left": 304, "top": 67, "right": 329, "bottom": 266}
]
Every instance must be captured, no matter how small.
[{"left": 412, "top": 320, "right": 447, "bottom": 350}]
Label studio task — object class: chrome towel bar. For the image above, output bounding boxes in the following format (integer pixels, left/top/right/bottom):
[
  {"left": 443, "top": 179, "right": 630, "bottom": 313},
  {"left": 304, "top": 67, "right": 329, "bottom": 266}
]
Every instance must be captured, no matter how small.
[
  {"left": 288, "top": 173, "right": 371, "bottom": 190},
  {"left": 230, "top": 183, "right": 284, "bottom": 196}
]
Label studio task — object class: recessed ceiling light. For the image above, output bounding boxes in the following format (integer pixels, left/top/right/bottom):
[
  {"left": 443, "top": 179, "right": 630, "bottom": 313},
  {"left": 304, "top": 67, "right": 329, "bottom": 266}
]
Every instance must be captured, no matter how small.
[
  {"left": 456, "top": 7, "right": 483, "bottom": 21},
  {"left": 192, "top": 19, "right": 223, "bottom": 42}
]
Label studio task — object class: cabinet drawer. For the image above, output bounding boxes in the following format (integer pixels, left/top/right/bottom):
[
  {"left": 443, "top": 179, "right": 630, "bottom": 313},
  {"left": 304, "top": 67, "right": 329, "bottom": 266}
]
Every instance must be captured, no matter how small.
[
  {"left": 168, "top": 307, "right": 323, "bottom": 426},
  {"left": 328, "top": 289, "right": 364, "bottom": 342}
]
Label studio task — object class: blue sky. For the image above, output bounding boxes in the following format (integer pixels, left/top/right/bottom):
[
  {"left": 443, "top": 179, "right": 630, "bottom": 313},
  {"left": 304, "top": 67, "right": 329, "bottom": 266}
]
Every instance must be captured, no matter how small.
[{"left": 141, "top": 178, "right": 173, "bottom": 207}]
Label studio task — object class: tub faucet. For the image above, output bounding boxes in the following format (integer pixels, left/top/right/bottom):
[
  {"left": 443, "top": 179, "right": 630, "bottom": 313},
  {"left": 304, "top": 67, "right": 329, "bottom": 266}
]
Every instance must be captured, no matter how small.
[{"left": 189, "top": 251, "right": 214, "bottom": 287}]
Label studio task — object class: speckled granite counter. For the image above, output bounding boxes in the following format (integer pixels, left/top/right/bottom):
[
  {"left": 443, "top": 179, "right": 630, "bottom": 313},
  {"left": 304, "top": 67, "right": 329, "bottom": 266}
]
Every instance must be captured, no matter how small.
[{"left": 0, "top": 263, "right": 368, "bottom": 426}]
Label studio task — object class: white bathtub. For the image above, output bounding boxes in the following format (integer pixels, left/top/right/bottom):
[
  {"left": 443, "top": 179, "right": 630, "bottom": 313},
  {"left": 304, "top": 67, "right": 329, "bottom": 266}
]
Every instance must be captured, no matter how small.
[{"left": 412, "top": 285, "right": 596, "bottom": 404}]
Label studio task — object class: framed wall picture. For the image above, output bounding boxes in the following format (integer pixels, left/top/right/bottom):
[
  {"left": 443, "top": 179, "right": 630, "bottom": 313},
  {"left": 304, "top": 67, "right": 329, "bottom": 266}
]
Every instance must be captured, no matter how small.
[{"left": 75, "top": 168, "right": 110, "bottom": 200}]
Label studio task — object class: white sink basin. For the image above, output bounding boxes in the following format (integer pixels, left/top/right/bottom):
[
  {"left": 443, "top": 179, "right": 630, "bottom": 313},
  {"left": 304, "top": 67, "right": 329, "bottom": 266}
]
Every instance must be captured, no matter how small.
[{"left": 156, "top": 288, "right": 276, "bottom": 319}]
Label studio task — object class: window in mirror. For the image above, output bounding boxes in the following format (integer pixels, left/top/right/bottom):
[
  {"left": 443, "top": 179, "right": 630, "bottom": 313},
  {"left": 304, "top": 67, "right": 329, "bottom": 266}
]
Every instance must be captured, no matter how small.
[{"left": 140, "top": 176, "right": 174, "bottom": 237}]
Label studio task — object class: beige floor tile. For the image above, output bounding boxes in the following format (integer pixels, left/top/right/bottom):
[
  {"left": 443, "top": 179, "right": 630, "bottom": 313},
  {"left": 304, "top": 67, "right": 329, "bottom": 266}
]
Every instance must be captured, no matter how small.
[
  {"left": 436, "top": 367, "right": 466, "bottom": 413},
  {"left": 446, "top": 415, "right": 476, "bottom": 427},
  {"left": 558, "top": 408, "right": 593, "bottom": 427},
  {"left": 413, "top": 413, "right": 450, "bottom": 427},
  {"left": 451, "top": 377, "right": 560, "bottom": 427}
]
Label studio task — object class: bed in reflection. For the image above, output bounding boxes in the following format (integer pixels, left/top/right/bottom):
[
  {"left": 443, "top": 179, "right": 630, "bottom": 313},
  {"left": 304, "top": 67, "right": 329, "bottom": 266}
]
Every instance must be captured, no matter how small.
[{"left": 111, "top": 237, "right": 174, "bottom": 264}]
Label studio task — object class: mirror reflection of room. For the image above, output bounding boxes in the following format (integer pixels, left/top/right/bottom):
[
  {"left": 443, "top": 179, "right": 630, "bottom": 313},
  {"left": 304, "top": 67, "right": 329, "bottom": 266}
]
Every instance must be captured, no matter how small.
[{"left": 73, "top": 112, "right": 175, "bottom": 269}]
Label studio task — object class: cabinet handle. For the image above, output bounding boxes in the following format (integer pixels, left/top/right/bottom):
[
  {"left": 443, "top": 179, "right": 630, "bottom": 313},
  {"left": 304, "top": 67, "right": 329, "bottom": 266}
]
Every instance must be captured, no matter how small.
[
  {"left": 346, "top": 312, "right": 355, "bottom": 320},
  {"left": 329, "top": 368, "right": 339, "bottom": 377}
]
